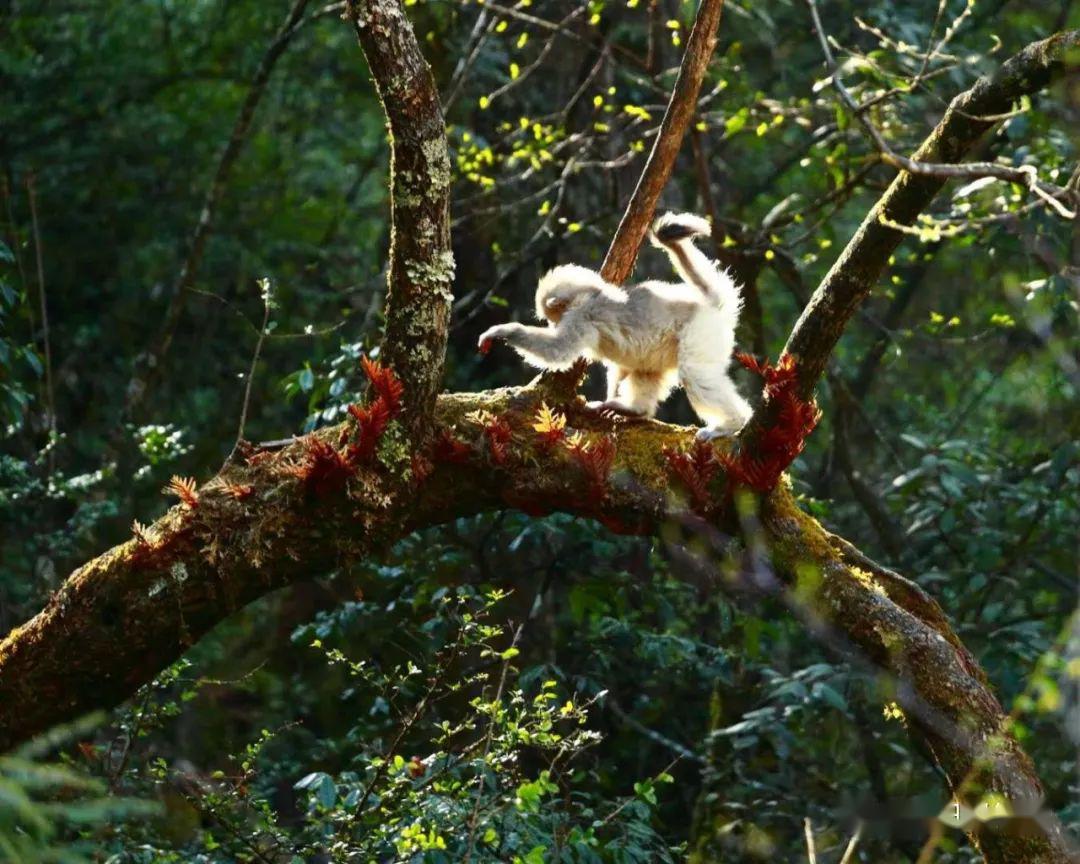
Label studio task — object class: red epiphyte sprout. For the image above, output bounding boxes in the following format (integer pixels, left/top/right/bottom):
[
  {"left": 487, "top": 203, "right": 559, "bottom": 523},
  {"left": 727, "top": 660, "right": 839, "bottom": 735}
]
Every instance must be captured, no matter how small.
[
  {"left": 735, "top": 351, "right": 798, "bottom": 397},
  {"left": 343, "top": 358, "right": 404, "bottom": 464},
  {"left": 433, "top": 429, "right": 472, "bottom": 464},
  {"left": 128, "top": 519, "right": 191, "bottom": 568},
  {"left": 129, "top": 523, "right": 162, "bottom": 567},
  {"left": 663, "top": 439, "right": 719, "bottom": 515},
  {"left": 221, "top": 481, "right": 255, "bottom": 501},
  {"left": 410, "top": 452, "right": 434, "bottom": 486},
  {"left": 163, "top": 475, "right": 199, "bottom": 509},
  {"left": 361, "top": 356, "right": 404, "bottom": 418},
  {"left": 724, "top": 352, "right": 822, "bottom": 492},
  {"left": 285, "top": 435, "right": 358, "bottom": 497},
  {"left": 483, "top": 416, "right": 513, "bottom": 465},
  {"left": 347, "top": 398, "right": 392, "bottom": 462},
  {"left": 245, "top": 448, "right": 276, "bottom": 468}
]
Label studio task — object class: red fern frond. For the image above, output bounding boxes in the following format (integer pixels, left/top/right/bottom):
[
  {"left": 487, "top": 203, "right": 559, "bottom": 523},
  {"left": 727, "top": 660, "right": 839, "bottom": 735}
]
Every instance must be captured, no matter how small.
[
  {"left": 567, "top": 434, "right": 616, "bottom": 503},
  {"left": 721, "top": 353, "right": 821, "bottom": 492},
  {"left": 163, "top": 475, "right": 199, "bottom": 509},
  {"left": 663, "top": 439, "right": 719, "bottom": 515}
]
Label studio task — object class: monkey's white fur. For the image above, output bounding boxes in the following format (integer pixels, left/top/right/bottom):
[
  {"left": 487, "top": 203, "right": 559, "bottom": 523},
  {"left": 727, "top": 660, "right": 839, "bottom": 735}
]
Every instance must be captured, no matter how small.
[{"left": 478, "top": 212, "right": 751, "bottom": 439}]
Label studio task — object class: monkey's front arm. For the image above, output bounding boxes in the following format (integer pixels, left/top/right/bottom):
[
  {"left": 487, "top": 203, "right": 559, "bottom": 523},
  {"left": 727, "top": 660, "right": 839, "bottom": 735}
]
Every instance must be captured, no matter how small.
[{"left": 477, "top": 318, "right": 595, "bottom": 371}]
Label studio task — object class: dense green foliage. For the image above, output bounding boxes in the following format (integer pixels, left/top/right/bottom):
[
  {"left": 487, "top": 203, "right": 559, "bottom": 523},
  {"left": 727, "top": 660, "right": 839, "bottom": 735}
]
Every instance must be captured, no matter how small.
[{"left": 1, "top": 0, "right": 1077, "bottom": 860}]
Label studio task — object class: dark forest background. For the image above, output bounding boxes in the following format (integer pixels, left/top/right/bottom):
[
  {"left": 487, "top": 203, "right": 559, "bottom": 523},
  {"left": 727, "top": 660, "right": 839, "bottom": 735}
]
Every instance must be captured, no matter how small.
[{"left": 1, "top": 0, "right": 1078, "bottom": 860}]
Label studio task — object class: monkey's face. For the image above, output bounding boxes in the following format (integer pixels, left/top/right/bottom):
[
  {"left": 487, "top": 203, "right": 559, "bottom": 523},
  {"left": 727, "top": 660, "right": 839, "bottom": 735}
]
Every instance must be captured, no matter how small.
[
  {"left": 535, "top": 264, "right": 604, "bottom": 323},
  {"left": 542, "top": 297, "right": 570, "bottom": 324}
]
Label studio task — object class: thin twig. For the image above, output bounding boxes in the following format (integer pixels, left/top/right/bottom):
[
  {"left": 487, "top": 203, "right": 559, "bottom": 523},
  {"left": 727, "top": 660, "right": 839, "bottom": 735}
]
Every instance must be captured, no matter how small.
[
  {"left": 598, "top": 756, "right": 682, "bottom": 828},
  {"left": 462, "top": 623, "right": 524, "bottom": 864},
  {"left": 442, "top": 8, "right": 492, "bottom": 110},
  {"left": 606, "top": 696, "right": 705, "bottom": 763},
  {"left": 231, "top": 279, "right": 273, "bottom": 456},
  {"left": 839, "top": 821, "right": 863, "bottom": 864},
  {"left": 804, "top": 817, "right": 818, "bottom": 864},
  {"left": 25, "top": 173, "right": 57, "bottom": 464}
]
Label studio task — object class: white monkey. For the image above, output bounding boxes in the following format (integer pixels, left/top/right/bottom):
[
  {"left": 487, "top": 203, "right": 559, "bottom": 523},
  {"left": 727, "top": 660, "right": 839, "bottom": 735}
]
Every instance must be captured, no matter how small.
[{"left": 478, "top": 212, "right": 752, "bottom": 440}]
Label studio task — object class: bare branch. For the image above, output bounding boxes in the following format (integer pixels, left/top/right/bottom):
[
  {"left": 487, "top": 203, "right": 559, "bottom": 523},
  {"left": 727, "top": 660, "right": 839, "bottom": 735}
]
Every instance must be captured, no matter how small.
[
  {"left": 770, "top": 28, "right": 1080, "bottom": 406},
  {"left": 806, "top": 1, "right": 1075, "bottom": 218},
  {"left": 25, "top": 173, "right": 56, "bottom": 463},
  {"left": 600, "top": 0, "right": 726, "bottom": 284}
]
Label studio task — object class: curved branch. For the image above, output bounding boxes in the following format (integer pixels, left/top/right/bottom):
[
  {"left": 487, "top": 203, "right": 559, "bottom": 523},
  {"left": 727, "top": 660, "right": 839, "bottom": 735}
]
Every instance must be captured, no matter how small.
[
  {"left": 773, "top": 29, "right": 1080, "bottom": 406},
  {"left": 348, "top": 0, "right": 454, "bottom": 438},
  {"left": 0, "top": 394, "right": 1070, "bottom": 862},
  {"left": 599, "top": 0, "right": 725, "bottom": 284}
]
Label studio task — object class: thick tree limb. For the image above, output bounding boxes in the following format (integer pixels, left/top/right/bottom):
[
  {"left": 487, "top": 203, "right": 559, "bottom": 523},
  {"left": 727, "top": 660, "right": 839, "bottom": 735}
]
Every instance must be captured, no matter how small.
[
  {"left": 348, "top": 0, "right": 454, "bottom": 437},
  {"left": 599, "top": 0, "right": 725, "bottom": 284},
  {"left": 0, "top": 391, "right": 1070, "bottom": 861},
  {"left": 773, "top": 30, "right": 1079, "bottom": 406}
]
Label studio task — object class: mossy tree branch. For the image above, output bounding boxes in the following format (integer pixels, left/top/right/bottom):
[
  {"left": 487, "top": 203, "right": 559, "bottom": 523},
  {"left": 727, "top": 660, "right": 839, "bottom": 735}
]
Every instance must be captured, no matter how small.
[{"left": 0, "top": 390, "right": 1071, "bottom": 861}]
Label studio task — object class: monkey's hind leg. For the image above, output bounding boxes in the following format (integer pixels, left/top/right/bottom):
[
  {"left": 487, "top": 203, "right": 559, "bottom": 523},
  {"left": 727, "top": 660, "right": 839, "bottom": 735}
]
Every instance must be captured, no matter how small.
[
  {"left": 681, "top": 363, "right": 752, "bottom": 440},
  {"left": 589, "top": 369, "right": 673, "bottom": 418}
]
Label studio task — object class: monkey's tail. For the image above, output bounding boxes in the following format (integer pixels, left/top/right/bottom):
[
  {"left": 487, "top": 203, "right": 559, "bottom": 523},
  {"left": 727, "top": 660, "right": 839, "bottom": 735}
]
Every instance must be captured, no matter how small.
[
  {"left": 649, "top": 211, "right": 712, "bottom": 247},
  {"left": 649, "top": 213, "right": 740, "bottom": 312}
]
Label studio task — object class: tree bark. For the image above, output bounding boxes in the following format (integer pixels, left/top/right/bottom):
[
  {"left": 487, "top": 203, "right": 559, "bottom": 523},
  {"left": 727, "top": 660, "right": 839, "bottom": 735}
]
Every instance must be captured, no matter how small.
[{"left": 348, "top": 0, "right": 454, "bottom": 438}]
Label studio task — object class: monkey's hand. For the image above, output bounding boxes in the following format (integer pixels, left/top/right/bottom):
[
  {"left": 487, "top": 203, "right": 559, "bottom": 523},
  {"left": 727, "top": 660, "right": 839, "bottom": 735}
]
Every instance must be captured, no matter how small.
[{"left": 477, "top": 323, "right": 524, "bottom": 355}]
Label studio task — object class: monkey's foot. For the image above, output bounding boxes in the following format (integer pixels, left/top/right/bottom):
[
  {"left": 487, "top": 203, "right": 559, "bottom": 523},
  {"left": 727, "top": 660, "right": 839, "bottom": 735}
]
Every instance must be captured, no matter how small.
[
  {"left": 695, "top": 424, "right": 741, "bottom": 442},
  {"left": 586, "top": 400, "right": 647, "bottom": 420}
]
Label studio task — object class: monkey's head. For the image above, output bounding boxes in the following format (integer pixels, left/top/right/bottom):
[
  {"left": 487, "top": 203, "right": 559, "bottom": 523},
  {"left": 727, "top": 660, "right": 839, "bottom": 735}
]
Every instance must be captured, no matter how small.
[{"left": 535, "top": 264, "right": 607, "bottom": 324}]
